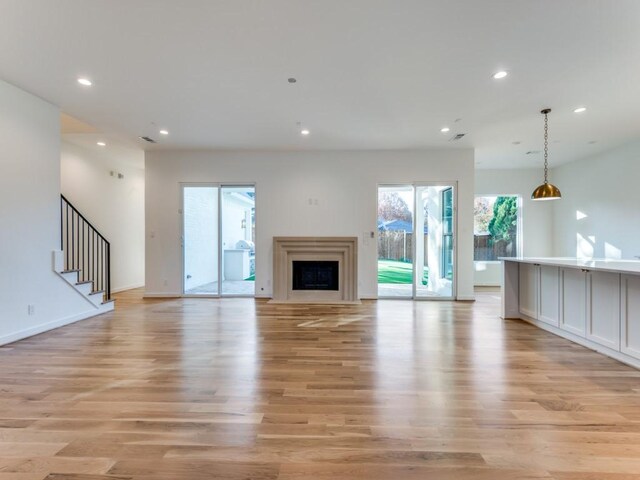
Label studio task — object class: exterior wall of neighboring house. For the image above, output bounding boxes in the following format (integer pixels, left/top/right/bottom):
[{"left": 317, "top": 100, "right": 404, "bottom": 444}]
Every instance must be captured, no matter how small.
[
  {"left": 183, "top": 186, "right": 218, "bottom": 292},
  {"left": 222, "top": 191, "right": 253, "bottom": 252}
]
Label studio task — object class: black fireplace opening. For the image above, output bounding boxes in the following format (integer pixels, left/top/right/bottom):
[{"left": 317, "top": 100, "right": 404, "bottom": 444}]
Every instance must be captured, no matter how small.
[{"left": 292, "top": 261, "right": 339, "bottom": 291}]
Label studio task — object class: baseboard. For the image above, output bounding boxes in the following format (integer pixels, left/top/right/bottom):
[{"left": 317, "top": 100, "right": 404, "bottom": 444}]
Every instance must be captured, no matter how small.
[
  {"left": 112, "top": 283, "right": 145, "bottom": 294},
  {"left": 456, "top": 295, "right": 476, "bottom": 301},
  {"left": 0, "top": 308, "right": 111, "bottom": 347}
]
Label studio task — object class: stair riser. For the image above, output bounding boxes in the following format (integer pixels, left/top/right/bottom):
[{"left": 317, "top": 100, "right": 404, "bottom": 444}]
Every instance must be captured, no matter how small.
[{"left": 60, "top": 271, "right": 79, "bottom": 284}]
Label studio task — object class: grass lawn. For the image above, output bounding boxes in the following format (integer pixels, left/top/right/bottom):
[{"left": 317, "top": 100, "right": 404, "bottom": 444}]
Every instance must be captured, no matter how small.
[{"left": 378, "top": 259, "right": 428, "bottom": 284}]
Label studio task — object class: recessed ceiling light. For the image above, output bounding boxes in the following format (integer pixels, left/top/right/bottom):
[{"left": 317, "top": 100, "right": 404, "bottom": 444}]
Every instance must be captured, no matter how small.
[
  {"left": 288, "top": 77, "right": 297, "bottom": 83},
  {"left": 440, "top": 127, "right": 450, "bottom": 133},
  {"left": 573, "top": 106, "right": 587, "bottom": 113},
  {"left": 77, "top": 78, "right": 92, "bottom": 86},
  {"left": 301, "top": 129, "right": 310, "bottom": 136},
  {"left": 512, "top": 141, "right": 522, "bottom": 145},
  {"left": 159, "top": 129, "right": 169, "bottom": 135},
  {"left": 492, "top": 71, "right": 508, "bottom": 79},
  {"left": 97, "top": 141, "right": 106, "bottom": 146}
]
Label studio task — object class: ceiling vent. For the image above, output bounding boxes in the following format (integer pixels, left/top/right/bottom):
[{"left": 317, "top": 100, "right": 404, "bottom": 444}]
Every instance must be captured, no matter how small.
[
  {"left": 450, "top": 133, "right": 466, "bottom": 141},
  {"left": 139, "top": 136, "right": 156, "bottom": 143}
]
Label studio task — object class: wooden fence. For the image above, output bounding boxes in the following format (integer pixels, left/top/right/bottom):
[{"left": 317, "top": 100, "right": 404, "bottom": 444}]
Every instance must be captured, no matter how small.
[{"left": 378, "top": 231, "right": 429, "bottom": 261}]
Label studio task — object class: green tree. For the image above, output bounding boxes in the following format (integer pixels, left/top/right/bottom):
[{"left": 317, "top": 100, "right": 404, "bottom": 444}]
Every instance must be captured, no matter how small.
[{"left": 488, "top": 196, "right": 518, "bottom": 243}]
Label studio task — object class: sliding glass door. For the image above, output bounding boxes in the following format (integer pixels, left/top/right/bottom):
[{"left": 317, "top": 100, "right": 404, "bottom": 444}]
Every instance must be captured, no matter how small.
[
  {"left": 414, "top": 185, "right": 454, "bottom": 299},
  {"left": 221, "top": 186, "right": 255, "bottom": 295},
  {"left": 377, "top": 185, "right": 415, "bottom": 298},
  {"left": 182, "top": 184, "right": 255, "bottom": 296},
  {"left": 378, "top": 184, "right": 455, "bottom": 299},
  {"left": 183, "top": 186, "right": 219, "bottom": 295}
]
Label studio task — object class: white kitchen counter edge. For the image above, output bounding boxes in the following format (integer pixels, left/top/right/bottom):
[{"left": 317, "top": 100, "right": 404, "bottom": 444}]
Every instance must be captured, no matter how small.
[{"left": 500, "top": 257, "right": 640, "bottom": 275}]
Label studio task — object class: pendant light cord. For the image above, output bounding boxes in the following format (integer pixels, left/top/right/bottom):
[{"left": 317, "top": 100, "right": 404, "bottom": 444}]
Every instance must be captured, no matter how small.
[{"left": 543, "top": 111, "right": 549, "bottom": 184}]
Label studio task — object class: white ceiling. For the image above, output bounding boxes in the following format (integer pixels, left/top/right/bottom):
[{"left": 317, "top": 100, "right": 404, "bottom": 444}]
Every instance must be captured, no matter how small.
[{"left": 1, "top": 0, "right": 640, "bottom": 168}]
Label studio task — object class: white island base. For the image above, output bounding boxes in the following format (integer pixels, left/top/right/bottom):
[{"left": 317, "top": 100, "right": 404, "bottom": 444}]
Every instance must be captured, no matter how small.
[{"left": 502, "top": 257, "right": 640, "bottom": 369}]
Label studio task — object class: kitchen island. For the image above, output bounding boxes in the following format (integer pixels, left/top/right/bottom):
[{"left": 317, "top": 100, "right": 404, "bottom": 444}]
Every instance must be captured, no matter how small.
[{"left": 502, "top": 257, "right": 640, "bottom": 369}]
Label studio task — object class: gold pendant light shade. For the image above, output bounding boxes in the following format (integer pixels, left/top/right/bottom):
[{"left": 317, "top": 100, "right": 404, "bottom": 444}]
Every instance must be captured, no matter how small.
[
  {"left": 531, "top": 182, "right": 561, "bottom": 200},
  {"left": 531, "top": 108, "right": 561, "bottom": 201}
]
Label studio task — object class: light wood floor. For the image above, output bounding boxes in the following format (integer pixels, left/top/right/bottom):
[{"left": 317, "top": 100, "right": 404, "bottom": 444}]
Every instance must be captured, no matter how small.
[{"left": 1, "top": 289, "right": 640, "bottom": 479}]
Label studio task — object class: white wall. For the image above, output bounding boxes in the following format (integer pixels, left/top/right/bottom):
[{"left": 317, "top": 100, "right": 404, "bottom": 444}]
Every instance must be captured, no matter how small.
[
  {"left": 146, "top": 150, "right": 475, "bottom": 299},
  {"left": 183, "top": 186, "right": 218, "bottom": 290},
  {"left": 552, "top": 140, "right": 640, "bottom": 260},
  {"left": 474, "top": 168, "right": 554, "bottom": 285},
  {"left": 61, "top": 141, "right": 145, "bottom": 292},
  {"left": 0, "top": 79, "right": 98, "bottom": 344}
]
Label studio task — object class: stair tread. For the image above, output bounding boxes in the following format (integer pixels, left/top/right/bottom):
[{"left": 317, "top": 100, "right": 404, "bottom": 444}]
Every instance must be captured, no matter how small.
[
  {"left": 76, "top": 280, "right": 93, "bottom": 285},
  {"left": 61, "top": 269, "right": 80, "bottom": 273},
  {"left": 101, "top": 299, "right": 115, "bottom": 305},
  {"left": 89, "top": 290, "right": 105, "bottom": 295}
]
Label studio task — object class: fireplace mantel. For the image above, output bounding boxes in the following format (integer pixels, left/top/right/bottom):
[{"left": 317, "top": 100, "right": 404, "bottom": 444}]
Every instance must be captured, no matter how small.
[{"left": 271, "top": 236, "right": 359, "bottom": 304}]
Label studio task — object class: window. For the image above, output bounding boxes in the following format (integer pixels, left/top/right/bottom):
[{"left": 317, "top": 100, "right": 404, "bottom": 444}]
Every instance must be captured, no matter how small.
[
  {"left": 441, "top": 188, "right": 453, "bottom": 279},
  {"left": 474, "top": 195, "right": 520, "bottom": 261}
]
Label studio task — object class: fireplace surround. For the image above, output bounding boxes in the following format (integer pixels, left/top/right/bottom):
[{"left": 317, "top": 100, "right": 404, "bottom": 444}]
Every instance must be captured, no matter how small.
[{"left": 271, "top": 237, "right": 358, "bottom": 303}]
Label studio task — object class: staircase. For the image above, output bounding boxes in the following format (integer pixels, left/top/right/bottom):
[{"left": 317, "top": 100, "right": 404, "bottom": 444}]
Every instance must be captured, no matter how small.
[{"left": 54, "top": 195, "right": 114, "bottom": 313}]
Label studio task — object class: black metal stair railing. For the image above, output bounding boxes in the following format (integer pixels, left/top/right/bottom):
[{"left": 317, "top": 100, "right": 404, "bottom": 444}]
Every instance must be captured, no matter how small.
[{"left": 60, "top": 195, "right": 111, "bottom": 301}]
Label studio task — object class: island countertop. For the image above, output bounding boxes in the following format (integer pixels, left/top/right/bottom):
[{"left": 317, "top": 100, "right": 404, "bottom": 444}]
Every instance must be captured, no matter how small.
[{"left": 500, "top": 257, "right": 640, "bottom": 275}]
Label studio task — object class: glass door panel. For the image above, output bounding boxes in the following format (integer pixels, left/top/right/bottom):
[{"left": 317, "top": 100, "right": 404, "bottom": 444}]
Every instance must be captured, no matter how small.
[
  {"left": 377, "top": 185, "right": 414, "bottom": 298},
  {"left": 415, "top": 185, "right": 454, "bottom": 299},
  {"left": 183, "top": 186, "right": 219, "bottom": 295},
  {"left": 221, "top": 186, "right": 256, "bottom": 296}
]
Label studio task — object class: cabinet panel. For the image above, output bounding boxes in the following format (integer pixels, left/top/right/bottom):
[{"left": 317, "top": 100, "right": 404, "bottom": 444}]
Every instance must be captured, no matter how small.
[
  {"left": 587, "top": 271, "right": 620, "bottom": 350},
  {"left": 519, "top": 263, "right": 538, "bottom": 319},
  {"left": 621, "top": 274, "right": 640, "bottom": 360},
  {"left": 560, "top": 268, "right": 586, "bottom": 336},
  {"left": 539, "top": 266, "right": 559, "bottom": 327}
]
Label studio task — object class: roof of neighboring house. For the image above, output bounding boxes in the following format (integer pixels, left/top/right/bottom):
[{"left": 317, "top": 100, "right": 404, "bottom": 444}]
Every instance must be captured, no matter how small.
[{"left": 377, "top": 219, "right": 428, "bottom": 234}]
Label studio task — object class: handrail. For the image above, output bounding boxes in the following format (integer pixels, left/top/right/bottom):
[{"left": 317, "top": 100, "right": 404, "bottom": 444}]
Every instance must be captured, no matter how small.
[
  {"left": 60, "top": 195, "right": 111, "bottom": 301},
  {"left": 60, "top": 194, "right": 108, "bottom": 244}
]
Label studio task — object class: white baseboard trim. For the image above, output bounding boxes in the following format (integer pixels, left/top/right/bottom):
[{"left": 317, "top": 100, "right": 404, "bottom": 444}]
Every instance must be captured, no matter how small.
[
  {"left": 456, "top": 295, "right": 476, "bottom": 301},
  {"left": 0, "top": 308, "right": 111, "bottom": 347},
  {"left": 112, "top": 283, "right": 145, "bottom": 294},
  {"left": 143, "top": 292, "right": 182, "bottom": 298}
]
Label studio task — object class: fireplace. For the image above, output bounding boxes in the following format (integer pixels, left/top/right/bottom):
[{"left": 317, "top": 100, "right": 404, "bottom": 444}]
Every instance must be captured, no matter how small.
[
  {"left": 292, "top": 261, "right": 339, "bottom": 291},
  {"left": 271, "top": 237, "right": 358, "bottom": 303}
]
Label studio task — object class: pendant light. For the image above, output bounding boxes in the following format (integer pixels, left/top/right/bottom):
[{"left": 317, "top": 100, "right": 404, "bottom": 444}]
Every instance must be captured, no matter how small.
[{"left": 531, "top": 108, "right": 561, "bottom": 201}]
